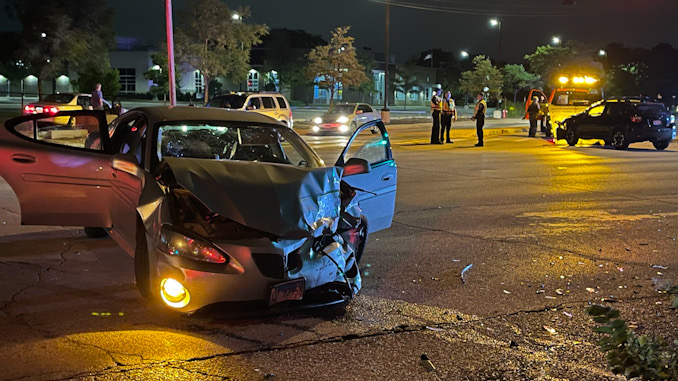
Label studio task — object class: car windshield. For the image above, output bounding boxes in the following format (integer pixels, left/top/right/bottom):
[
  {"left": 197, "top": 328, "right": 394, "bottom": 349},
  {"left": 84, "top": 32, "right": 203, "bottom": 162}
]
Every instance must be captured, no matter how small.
[
  {"left": 206, "top": 95, "right": 246, "bottom": 109},
  {"left": 552, "top": 91, "right": 600, "bottom": 106},
  {"left": 326, "top": 105, "right": 355, "bottom": 115},
  {"left": 41, "top": 94, "right": 75, "bottom": 103},
  {"left": 158, "top": 123, "right": 322, "bottom": 167}
]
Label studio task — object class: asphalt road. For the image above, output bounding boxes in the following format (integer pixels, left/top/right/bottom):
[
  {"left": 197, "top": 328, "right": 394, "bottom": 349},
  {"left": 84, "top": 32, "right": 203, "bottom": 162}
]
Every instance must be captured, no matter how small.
[{"left": 1, "top": 121, "right": 676, "bottom": 380}]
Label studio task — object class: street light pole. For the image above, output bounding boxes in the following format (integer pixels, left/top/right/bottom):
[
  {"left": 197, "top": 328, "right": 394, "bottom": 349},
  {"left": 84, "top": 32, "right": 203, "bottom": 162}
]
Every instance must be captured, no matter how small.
[
  {"left": 382, "top": 0, "right": 390, "bottom": 122},
  {"left": 490, "top": 19, "right": 502, "bottom": 63},
  {"left": 166, "top": 0, "right": 177, "bottom": 106}
]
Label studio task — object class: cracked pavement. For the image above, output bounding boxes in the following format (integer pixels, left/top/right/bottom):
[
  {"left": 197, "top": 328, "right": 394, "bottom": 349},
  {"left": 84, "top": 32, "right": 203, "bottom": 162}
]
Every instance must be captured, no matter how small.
[{"left": 1, "top": 125, "right": 677, "bottom": 380}]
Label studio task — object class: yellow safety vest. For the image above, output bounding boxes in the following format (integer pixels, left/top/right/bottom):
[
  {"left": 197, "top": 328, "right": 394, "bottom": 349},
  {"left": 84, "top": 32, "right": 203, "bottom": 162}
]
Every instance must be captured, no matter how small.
[
  {"left": 431, "top": 96, "right": 442, "bottom": 112},
  {"left": 474, "top": 100, "right": 487, "bottom": 117},
  {"left": 442, "top": 98, "right": 452, "bottom": 113}
]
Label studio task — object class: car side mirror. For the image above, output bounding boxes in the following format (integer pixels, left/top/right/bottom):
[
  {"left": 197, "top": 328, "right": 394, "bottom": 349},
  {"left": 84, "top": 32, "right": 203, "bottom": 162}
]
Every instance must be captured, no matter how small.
[{"left": 342, "top": 157, "right": 371, "bottom": 176}]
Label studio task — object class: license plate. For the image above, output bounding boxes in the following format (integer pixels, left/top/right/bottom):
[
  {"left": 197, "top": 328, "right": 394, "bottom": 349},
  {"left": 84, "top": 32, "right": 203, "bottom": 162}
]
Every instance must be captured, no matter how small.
[
  {"left": 269, "top": 278, "right": 305, "bottom": 305},
  {"left": 653, "top": 120, "right": 663, "bottom": 126}
]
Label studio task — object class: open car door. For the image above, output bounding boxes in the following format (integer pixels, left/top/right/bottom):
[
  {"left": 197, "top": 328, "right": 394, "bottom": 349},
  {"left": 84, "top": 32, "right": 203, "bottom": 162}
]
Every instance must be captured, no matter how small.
[
  {"left": 0, "top": 110, "right": 117, "bottom": 227},
  {"left": 336, "top": 121, "right": 397, "bottom": 233}
]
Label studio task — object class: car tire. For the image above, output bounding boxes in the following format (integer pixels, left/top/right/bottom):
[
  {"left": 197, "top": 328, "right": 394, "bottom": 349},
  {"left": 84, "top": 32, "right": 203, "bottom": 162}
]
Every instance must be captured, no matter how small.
[
  {"left": 565, "top": 125, "right": 579, "bottom": 146},
  {"left": 134, "top": 221, "right": 155, "bottom": 301},
  {"left": 612, "top": 128, "right": 630, "bottom": 150},
  {"left": 652, "top": 140, "right": 670, "bottom": 150},
  {"left": 84, "top": 227, "right": 108, "bottom": 238}
]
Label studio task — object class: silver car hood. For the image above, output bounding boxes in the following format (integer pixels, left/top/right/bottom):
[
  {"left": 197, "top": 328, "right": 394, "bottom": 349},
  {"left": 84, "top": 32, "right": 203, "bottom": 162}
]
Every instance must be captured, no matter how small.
[{"left": 162, "top": 158, "right": 342, "bottom": 237}]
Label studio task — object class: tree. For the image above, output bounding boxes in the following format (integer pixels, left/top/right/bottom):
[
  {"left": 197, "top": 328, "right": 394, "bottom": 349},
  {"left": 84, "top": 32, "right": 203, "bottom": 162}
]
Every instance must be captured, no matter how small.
[
  {"left": 71, "top": 62, "right": 121, "bottom": 98},
  {"left": 459, "top": 55, "right": 503, "bottom": 100},
  {"left": 6, "top": 0, "right": 115, "bottom": 97},
  {"left": 306, "top": 26, "right": 370, "bottom": 107},
  {"left": 502, "top": 64, "right": 541, "bottom": 102},
  {"left": 393, "top": 63, "right": 419, "bottom": 110},
  {"left": 174, "top": 0, "right": 268, "bottom": 104},
  {"left": 260, "top": 29, "right": 326, "bottom": 93},
  {"left": 144, "top": 52, "right": 183, "bottom": 100},
  {"left": 524, "top": 42, "right": 603, "bottom": 87}
]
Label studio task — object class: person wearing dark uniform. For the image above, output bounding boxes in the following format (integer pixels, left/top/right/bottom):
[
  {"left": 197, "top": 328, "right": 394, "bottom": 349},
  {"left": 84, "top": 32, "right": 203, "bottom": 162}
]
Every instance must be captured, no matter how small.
[
  {"left": 526, "top": 96, "right": 540, "bottom": 137},
  {"left": 430, "top": 88, "right": 442, "bottom": 144},
  {"left": 440, "top": 91, "right": 454, "bottom": 144},
  {"left": 471, "top": 92, "right": 487, "bottom": 147}
]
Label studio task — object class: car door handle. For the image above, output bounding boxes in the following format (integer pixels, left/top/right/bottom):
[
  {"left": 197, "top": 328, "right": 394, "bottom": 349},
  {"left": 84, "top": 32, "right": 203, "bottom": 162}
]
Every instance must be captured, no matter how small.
[
  {"left": 381, "top": 174, "right": 393, "bottom": 182},
  {"left": 11, "top": 154, "right": 36, "bottom": 164}
]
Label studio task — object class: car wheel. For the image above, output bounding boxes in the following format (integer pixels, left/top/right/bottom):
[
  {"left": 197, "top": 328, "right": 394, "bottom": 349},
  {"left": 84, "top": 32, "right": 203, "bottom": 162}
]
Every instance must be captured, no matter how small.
[
  {"left": 565, "top": 125, "right": 579, "bottom": 146},
  {"left": 134, "top": 221, "right": 155, "bottom": 301},
  {"left": 84, "top": 227, "right": 108, "bottom": 238},
  {"left": 612, "top": 128, "right": 630, "bottom": 150},
  {"left": 652, "top": 139, "right": 670, "bottom": 150}
]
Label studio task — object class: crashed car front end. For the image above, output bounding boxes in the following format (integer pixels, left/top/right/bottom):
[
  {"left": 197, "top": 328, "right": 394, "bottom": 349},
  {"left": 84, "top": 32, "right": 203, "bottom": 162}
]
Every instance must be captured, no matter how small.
[{"left": 144, "top": 158, "right": 364, "bottom": 313}]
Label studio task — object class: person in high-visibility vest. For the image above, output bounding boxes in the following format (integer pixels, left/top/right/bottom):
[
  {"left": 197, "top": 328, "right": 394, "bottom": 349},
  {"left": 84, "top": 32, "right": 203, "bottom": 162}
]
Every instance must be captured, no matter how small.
[
  {"left": 471, "top": 92, "right": 487, "bottom": 147},
  {"left": 430, "top": 88, "right": 443, "bottom": 144},
  {"left": 440, "top": 91, "right": 454, "bottom": 144}
]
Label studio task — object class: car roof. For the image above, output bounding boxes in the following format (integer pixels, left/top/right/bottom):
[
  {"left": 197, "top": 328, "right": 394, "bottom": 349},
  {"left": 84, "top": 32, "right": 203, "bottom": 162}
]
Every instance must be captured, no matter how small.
[{"left": 132, "top": 106, "right": 285, "bottom": 125}]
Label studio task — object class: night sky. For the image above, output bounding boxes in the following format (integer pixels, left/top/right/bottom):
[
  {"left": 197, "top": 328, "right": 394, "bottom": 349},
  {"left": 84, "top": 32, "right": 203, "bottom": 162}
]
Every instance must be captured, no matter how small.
[{"left": 2, "top": 0, "right": 677, "bottom": 62}]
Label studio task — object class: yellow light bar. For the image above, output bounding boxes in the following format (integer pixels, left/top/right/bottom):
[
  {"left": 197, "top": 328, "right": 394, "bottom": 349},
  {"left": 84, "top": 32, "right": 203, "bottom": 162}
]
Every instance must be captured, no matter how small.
[{"left": 558, "top": 76, "right": 569, "bottom": 84}]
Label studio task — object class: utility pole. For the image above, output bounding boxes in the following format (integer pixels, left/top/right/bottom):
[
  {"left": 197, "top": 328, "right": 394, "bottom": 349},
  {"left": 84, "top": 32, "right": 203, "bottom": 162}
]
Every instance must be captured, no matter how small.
[
  {"left": 381, "top": 0, "right": 390, "bottom": 123},
  {"left": 166, "top": 0, "right": 177, "bottom": 106}
]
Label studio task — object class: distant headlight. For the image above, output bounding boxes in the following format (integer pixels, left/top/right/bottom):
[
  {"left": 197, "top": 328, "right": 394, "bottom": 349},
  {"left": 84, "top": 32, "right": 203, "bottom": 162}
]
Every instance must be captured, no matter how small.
[
  {"left": 671, "top": 115, "right": 675, "bottom": 124},
  {"left": 339, "top": 125, "right": 349, "bottom": 132},
  {"left": 158, "top": 228, "right": 227, "bottom": 264},
  {"left": 313, "top": 117, "right": 323, "bottom": 124},
  {"left": 337, "top": 116, "right": 349, "bottom": 123},
  {"left": 312, "top": 125, "right": 320, "bottom": 132}
]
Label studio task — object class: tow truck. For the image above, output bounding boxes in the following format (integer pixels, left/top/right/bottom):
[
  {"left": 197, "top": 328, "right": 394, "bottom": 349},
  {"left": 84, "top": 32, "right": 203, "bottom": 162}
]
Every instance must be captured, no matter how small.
[{"left": 527, "top": 74, "right": 604, "bottom": 139}]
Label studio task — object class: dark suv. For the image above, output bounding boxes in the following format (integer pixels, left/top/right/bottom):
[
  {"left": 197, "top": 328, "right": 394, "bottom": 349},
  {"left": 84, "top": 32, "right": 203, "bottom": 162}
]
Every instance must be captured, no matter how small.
[{"left": 557, "top": 99, "right": 676, "bottom": 150}]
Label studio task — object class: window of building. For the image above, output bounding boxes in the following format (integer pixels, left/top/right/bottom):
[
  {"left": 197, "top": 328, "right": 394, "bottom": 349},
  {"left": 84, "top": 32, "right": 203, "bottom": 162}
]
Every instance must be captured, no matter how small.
[
  {"left": 118, "top": 68, "right": 136, "bottom": 94},
  {"left": 247, "top": 71, "right": 259, "bottom": 92},
  {"left": 194, "top": 71, "right": 204, "bottom": 96}
]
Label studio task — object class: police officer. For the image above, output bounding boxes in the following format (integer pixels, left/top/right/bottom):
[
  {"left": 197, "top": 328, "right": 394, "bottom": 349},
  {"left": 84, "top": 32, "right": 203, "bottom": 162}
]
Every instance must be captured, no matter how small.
[
  {"left": 430, "top": 88, "right": 443, "bottom": 144},
  {"left": 471, "top": 92, "right": 487, "bottom": 147},
  {"left": 525, "top": 96, "right": 540, "bottom": 137},
  {"left": 440, "top": 91, "right": 454, "bottom": 144}
]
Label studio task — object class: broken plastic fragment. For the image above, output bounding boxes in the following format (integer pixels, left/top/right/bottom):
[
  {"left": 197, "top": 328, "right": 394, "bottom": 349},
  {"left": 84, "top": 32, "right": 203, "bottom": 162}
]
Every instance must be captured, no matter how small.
[
  {"left": 555, "top": 289, "right": 563, "bottom": 295},
  {"left": 586, "top": 287, "right": 595, "bottom": 293},
  {"left": 461, "top": 264, "right": 473, "bottom": 284},
  {"left": 563, "top": 311, "right": 572, "bottom": 318},
  {"left": 426, "top": 326, "right": 444, "bottom": 332},
  {"left": 420, "top": 354, "right": 435, "bottom": 372},
  {"left": 651, "top": 265, "right": 668, "bottom": 269},
  {"left": 545, "top": 296, "right": 556, "bottom": 300},
  {"left": 503, "top": 290, "right": 511, "bottom": 294},
  {"left": 543, "top": 326, "right": 557, "bottom": 334}
]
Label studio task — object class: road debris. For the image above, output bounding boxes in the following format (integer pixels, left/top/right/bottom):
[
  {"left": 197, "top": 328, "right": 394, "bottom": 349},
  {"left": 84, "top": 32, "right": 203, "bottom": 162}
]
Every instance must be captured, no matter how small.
[
  {"left": 586, "top": 287, "right": 596, "bottom": 293},
  {"left": 545, "top": 296, "right": 557, "bottom": 300},
  {"left": 651, "top": 265, "right": 668, "bottom": 269},
  {"left": 426, "top": 326, "right": 444, "bottom": 332},
  {"left": 420, "top": 354, "right": 436, "bottom": 372},
  {"left": 543, "top": 326, "right": 557, "bottom": 334},
  {"left": 503, "top": 290, "right": 511, "bottom": 294},
  {"left": 461, "top": 264, "right": 473, "bottom": 284},
  {"left": 555, "top": 289, "right": 564, "bottom": 295},
  {"left": 563, "top": 311, "right": 573, "bottom": 318}
]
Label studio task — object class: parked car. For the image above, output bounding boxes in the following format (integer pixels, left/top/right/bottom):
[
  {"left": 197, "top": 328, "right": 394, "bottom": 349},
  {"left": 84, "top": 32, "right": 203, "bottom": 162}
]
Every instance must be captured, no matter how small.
[
  {"left": 557, "top": 99, "right": 676, "bottom": 150},
  {"left": 310, "top": 103, "right": 381, "bottom": 135},
  {"left": 206, "top": 92, "right": 293, "bottom": 128},
  {"left": 0, "top": 107, "right": 397, "bottom": 313},
  {"left": 23, "top": 93, "right": 123, "bottom": 123}
]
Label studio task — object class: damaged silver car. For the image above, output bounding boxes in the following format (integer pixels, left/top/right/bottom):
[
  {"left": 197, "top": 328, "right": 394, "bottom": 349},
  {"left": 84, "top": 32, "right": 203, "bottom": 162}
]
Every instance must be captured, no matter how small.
[{"left": 0, "top": 107, "right": 397, "bottom": 313}]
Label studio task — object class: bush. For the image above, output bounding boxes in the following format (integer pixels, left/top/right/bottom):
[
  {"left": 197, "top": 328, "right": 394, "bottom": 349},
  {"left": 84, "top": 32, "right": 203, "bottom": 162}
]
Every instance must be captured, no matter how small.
[{"left": 587, "top": 301, "right": 678, "bottom": 380}]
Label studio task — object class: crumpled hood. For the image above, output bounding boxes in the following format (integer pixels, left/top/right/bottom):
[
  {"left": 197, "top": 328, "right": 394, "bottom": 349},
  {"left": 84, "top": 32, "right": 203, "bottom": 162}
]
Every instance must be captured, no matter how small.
[{"left": 162, "top": 158, "right": 342, "bottom": 237}]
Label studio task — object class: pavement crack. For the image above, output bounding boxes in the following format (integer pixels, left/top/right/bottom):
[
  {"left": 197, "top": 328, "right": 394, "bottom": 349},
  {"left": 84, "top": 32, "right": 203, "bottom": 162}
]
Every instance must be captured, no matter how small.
[{"left": 393, "top": 220, "right": 651, "bottom": 267}]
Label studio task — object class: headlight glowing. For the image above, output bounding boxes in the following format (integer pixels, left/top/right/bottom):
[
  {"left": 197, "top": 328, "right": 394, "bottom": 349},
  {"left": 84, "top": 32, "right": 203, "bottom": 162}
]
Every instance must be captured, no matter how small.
[
  {"left": 160, "top": 278, "right": 190, "bottom": 308},
  {"left": 339, "top": 124, "right": 349, "bottom": 132},
  {"left": 313, "top": 117, "right": 322, "bottom": 124},
  {"left": 158, "top": 228, "right": 227, "bottom": 264},
  {"left": 336, "top": 116, "right": 349, "bottom": 123},
  {"left": 312, "top": 126, "right": 320, "bottom": 132},
  {"left": 558, "top": 76, "right": 569, "bottom": 84}
]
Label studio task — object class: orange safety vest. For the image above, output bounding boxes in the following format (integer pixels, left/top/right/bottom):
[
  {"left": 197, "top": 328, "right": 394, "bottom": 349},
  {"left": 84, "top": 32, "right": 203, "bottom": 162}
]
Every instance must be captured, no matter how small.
[{"left": 431, "top": 96, "right": 442, "bottom": 112}]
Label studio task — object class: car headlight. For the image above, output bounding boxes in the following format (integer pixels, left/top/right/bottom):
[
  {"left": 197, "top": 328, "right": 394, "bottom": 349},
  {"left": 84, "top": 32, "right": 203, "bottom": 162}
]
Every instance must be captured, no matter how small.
[
  {"left": 313, "top": 117, "right": 323, "bottom": 124},
  {"left": 158, "top": 228, "right": 228, "bottom": 264},
  {"left": 312, "top": 126, "right": 320, "bottom": 132},
  {"left": 337, "top": 116, "right": 349, "bottom": 123},
  {"left": 339, "top": 125, "right": 349, "bottom": 132},
  {"left": 670, "top": 115, "right": 675, "bottom": 124},
  {"left": 160, "top": 278, "right": 190, "bottom": 308}
]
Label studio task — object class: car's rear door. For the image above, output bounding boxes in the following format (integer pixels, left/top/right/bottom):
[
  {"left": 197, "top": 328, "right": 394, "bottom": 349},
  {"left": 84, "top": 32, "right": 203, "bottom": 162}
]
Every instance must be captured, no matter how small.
[
  {"left": 336, "top": 121, "right": 397, "bottom": 232},
  {"left": 0, "top": 110, "right": 116, "bottom": 227}
]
